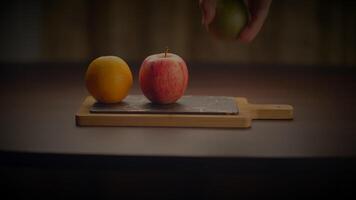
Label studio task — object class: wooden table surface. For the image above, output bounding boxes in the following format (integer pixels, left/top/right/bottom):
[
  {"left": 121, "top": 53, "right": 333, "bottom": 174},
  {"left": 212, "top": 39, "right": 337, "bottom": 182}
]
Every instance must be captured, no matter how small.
[
  {"left": 1, "top": 63, "right": 356, "bottom": 198},
  {"left": 1, "top": 62, "right": 356, "bottom": 158}
]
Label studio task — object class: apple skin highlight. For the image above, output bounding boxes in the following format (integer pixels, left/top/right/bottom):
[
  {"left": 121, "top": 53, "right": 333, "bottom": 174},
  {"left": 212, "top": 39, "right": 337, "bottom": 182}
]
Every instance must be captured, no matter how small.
[{"left": 139, "top": 53, "right": 189, "bottom": 104}]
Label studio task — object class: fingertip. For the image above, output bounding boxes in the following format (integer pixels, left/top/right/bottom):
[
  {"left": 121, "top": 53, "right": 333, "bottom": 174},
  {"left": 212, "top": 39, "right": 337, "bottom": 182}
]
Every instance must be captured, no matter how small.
[
  {"left": 238, "top": 28, "right": 255, "bottom": 43},
  {"left": 238, "top": 0, "right": 272, "bottom": 43},
  {"left": 238, "top": 35, "right": 254, "bottom": 43}
]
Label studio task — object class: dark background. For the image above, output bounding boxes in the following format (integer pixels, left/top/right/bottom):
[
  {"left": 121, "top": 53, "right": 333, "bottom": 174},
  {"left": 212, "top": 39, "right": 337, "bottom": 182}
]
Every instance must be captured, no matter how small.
[
  {"left": 1, "top": 0, "right": 356, "bottom": 199},
  {"left": 0, "top": 0, "right": 355, "bottom": 66}
]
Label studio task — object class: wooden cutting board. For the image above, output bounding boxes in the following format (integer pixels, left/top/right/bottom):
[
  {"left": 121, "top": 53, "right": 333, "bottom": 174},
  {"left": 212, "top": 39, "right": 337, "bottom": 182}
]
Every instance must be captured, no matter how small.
[{"left": 75, "top": 96, "right": 293, "bottom": 128}]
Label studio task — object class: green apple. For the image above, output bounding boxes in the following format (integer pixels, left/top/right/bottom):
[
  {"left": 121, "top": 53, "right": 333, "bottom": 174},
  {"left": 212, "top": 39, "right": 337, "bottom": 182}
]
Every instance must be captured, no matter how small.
[{"left": 208, "top": 0, "right": 249, "bottom": 39}]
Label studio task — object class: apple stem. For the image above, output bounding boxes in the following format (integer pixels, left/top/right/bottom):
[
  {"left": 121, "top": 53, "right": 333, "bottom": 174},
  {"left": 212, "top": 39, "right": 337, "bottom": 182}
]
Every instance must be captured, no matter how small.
[{"left": 165, "top": 47, "right": 169, "bottom": 58}]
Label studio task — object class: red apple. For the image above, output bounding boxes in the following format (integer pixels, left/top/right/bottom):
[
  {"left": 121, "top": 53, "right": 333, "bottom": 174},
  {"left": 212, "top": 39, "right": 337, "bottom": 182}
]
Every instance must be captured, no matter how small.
[{"left": 139, "top": 51, "right": 189, "bottom": 104}]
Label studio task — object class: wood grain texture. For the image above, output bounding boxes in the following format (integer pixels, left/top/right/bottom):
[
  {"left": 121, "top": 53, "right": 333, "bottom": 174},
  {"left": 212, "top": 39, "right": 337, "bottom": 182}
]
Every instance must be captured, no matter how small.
[{"left": 76, "top": 96, "right": 293, "bottom": 128}]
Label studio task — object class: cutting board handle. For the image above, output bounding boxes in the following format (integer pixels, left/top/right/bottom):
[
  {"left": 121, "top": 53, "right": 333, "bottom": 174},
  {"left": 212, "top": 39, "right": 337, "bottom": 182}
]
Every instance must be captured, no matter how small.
[{"left": 248, "top": 103, "right": 293, "bottom": 119}]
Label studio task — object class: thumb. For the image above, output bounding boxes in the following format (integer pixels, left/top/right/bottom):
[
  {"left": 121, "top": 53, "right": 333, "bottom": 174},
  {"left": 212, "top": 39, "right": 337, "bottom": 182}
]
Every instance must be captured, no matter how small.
[{"left": 238, "top": 0, "right": 272, "bottom": 43}]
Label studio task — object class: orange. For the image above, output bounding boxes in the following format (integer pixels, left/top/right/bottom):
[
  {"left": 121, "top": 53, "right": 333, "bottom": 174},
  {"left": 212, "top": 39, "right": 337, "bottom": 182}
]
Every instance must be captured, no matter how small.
[{"left": 85, "top": 56, "right": 133, "bottom": 103}]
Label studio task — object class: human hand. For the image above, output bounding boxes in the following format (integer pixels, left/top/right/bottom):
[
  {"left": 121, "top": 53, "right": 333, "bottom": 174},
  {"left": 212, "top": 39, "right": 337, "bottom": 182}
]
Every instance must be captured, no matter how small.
[{"left": 200, "top": 0, "right": 272, "bottom": 43}]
